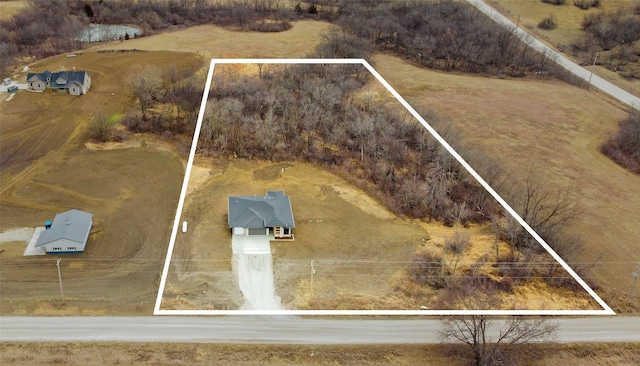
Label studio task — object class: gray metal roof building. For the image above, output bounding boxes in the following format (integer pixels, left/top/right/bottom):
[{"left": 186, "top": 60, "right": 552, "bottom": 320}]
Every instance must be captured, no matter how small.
[
  {"left": 228, "top": 190, "right": 295, "bottom": 229},
  {"left": 35, "top": 209, "right": 93, "bottom": 254}
]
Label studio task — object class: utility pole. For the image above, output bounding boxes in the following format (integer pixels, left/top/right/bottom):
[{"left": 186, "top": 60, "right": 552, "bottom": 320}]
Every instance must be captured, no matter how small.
[
  {"left": 628, "top": 264, "right": 639, "bottom": 305},
  {"left": 309, "top": 260, "right": 315, "bottom": 304},
  {"left": 588, "top": 52, "right": 598, "bottom": 85},
  {"left": 56, "top": 258, "right": 64, "bottom": 301}
]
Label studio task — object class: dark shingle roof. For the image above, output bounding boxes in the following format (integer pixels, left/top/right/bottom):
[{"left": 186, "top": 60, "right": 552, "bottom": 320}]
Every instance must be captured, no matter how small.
[
  {"left": 26, "top": 70, "right": 88, "bottom": 88},
  {"left": 228, "top": 191, "right": 295, "bottom": 229}
]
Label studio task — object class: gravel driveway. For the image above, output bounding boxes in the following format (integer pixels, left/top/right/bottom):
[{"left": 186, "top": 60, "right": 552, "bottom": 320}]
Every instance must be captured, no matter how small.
[{"left": 231, "top": 234, "right": 282, "bottom": 310}]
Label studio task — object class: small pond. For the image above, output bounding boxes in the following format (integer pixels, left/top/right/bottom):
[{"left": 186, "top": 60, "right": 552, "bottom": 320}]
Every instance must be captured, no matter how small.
[{"left": 76, "top": 24, "right": 142, "bottom": 43}]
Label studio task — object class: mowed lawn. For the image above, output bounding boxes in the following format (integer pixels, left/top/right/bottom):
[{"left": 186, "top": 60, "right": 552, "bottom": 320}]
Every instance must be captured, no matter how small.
[
  {"left": 87, "top": 20, "right": 336, "bottom": 59},
  {"left": 372, "top": 53, "right": 639, "bottom": 302}
]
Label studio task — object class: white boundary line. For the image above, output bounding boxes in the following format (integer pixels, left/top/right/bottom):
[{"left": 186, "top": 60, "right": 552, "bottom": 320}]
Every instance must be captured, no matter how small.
[{"left": 154, "top": 58, "right": 614, "bottom": 316}]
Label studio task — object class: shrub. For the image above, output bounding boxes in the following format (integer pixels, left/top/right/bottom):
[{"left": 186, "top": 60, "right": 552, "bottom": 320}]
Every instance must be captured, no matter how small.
[
  {"left": 600, "top": 111, "right": 640, "bottom": 173},
  {"left": 409, "top": 247, "right": 446, "bottom": 289},
  {"left": 248, "top": 21, "right": 292, "bottom": 32},
  {"left": 88, "top": 114, "right": 115, "bottom": 143},
  {"left": 574, "top": 0, "right": 600, "bottom": 10},
  {"left": 444, "top": 231, "right": 470, "bottom": 254},
  {"left": 538, "top": 14, "right": 558, "bottom": 30}
]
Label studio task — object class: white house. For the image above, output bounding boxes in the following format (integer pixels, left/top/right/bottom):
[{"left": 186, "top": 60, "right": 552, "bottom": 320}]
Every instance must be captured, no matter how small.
[
  {"left": 26, "top": 70, "right": 91, "bottom": 95},
  {"left": 35, "top": 209, "right": 93, "bottom": 254}
]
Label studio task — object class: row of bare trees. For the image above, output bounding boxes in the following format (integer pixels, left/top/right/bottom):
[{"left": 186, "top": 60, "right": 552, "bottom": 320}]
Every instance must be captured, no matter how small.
[{"left": 328, "top": 0, "right": 575, "bottom": 81}]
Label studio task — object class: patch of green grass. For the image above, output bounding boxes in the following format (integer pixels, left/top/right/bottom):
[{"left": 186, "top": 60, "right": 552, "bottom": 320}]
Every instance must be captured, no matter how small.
[{"left": 107, "top": 113, "right": 124, "bottom": 124}]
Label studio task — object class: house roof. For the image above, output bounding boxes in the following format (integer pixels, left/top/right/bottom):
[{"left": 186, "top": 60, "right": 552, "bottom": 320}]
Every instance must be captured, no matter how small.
[
  {"left": 35, "top": 209, "right": 93, "bottom": 247},
  {"left": 26, "top": 70, "right": 89, "bottom": 88},
  {"left": 228, "top": 190, "right": 295, "bottom": 229}
]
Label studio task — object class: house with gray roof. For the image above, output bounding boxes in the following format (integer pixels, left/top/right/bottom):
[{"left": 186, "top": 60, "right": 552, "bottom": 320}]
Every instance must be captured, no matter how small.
[
  {"left": 35, "top": 209, "right": 93, "bottom": 254},
  {"left": 26, "top": 70, "right": 91, "bottom": 95},
  {"left": 228, "top": 190, "right": 295, "bottom": 240}
]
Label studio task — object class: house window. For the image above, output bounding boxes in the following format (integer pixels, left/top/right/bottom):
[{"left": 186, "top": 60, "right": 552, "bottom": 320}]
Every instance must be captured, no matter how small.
[
  {"left": 283, "top": 228, "right": 290, "bottom": 235},
  {"left": 67, "top": 247, "right": 76, "bottom": 251},
  {"left": 53, "top": 247, "right": 61, "bottom": 251}
]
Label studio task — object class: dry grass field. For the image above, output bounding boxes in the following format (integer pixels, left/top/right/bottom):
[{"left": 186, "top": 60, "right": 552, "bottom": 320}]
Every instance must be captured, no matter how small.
[
  {"left": 372, "top": 53, "right": 639, "bottom": 309},
  {"left": 89, "top": 20, "right": 335, "bottom": 60},
  {"left": 0, "top": 0, "right": 27, "bottom": 21},
  {"left": 1, "top": 342, "right": 639, "bottom": 366},
  {"left": 487, "top": 0, "right": 640, "bottom": 98}
]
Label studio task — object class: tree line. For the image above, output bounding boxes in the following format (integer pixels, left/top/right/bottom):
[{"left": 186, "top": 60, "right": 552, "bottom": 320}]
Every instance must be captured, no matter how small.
[{"left": 4, "top": 0, "right": 585, "bottom": 85}]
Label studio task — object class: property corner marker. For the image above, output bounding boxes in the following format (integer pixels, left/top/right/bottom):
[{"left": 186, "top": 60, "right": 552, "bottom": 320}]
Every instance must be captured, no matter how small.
[{"left": 154, "top": 59, "right": 615, "bottom": 316}]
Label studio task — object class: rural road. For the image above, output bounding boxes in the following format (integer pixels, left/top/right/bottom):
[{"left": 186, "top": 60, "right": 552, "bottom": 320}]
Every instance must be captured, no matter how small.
[
  {"left": 467, "top": 0, "right": 640, "bottom": 108},
  {"left": 1, "top": 316, "right": 639, "bottom": 344}
]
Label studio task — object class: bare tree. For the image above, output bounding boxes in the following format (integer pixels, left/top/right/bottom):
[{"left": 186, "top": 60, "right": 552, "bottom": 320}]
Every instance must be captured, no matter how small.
[
  {"left": 499, "top": 169, "right": 579, "bottom": 251},
  {"left": 439, "top": 316, "right": 558, "bottom": 366},
  {"left": 126, "top": 64, "right": 164, "bottom": 120}
]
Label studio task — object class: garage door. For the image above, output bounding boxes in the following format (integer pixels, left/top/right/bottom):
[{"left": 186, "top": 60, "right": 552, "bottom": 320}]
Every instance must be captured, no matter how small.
[{"left": 248, "top": 228, "right": 266, "bottom": 235}]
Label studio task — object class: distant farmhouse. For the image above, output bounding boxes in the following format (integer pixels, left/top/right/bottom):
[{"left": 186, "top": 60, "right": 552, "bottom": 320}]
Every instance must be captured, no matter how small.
[
  {"left": 228, "top": 190, "right": 295, "bottom": 240},
  {"left": 36, "top": 209, "right": 93, "bottom": 254},
  {"left": 27, "top": 70, "right": 91, "bottom": 95}
]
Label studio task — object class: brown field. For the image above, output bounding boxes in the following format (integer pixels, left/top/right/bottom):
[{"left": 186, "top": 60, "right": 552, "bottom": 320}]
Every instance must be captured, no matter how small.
[
  {"left": 371, "top": 53, "right": 640, "bottom": 310},
  {"left": 487, "top": 0, "right": 640, "bottom": 98},
  {"left": 1, "top": 342, "right": 640, "bottom": 366}
]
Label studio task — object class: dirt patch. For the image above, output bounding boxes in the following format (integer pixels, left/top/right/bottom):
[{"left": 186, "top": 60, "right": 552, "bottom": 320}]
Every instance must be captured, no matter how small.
[
  {"left": 163, "top": 158, "right": 599, "bottom": 311},
  {"left": 330, "top": 184, "right": 395, "bottom": 219},
  {"left": 0, "top": 227, "right": 34, "bottom": 243}
]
